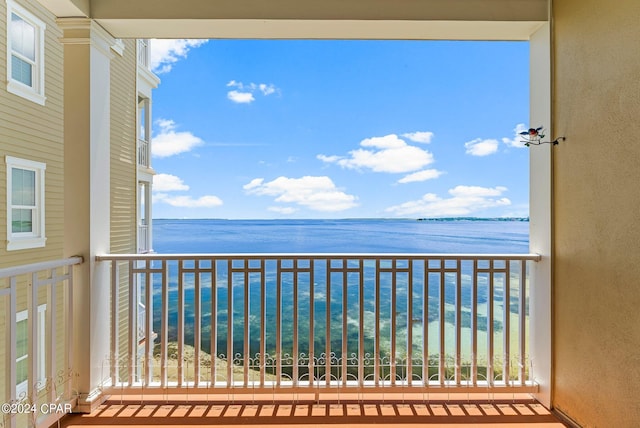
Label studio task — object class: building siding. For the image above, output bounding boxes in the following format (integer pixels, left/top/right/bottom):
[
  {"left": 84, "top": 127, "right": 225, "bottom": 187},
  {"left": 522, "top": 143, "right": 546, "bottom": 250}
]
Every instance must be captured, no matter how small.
[
  {"left": 0, "top": 2, "right": 142, "bottom": 405},
  {"left": 0, "top": 0, "right": 66, "bottom": 401},
  {"left": 110, "top": 39, "right": 137, "bottom": 255},
  {"left": 0, "top": 0, "right": 64, "bottom": 269},
  {"left": 109, "top": 39, "right": 138, "bottom": 370}
]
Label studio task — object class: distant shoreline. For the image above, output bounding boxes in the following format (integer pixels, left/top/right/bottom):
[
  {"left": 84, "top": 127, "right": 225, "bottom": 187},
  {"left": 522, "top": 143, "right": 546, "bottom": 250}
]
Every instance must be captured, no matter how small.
[
  {"left": 153, "top": 217, "right": 530, "bottom": 222},
  {"left": 416, "top": 217, "right": 529, "bottom": 222}
]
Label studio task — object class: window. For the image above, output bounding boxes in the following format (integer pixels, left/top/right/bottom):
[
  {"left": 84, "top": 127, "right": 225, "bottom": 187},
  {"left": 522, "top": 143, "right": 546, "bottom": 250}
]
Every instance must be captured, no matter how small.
[
  {"left": 6, "top": 0, "right": 46, "bottom": 105},
  {"left": 16, "top": 305, "right": 46, "bottom": 398},
  {"left": 138, "top": 97, "right": 151, "bottom": 167},
  {"left": 6, "top": 156, "right": 46, "bottom": 251}
]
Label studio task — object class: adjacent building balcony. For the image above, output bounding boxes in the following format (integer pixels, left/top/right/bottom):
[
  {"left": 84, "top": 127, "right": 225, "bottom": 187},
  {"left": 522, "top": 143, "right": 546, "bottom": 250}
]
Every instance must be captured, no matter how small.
[
  {"left": 137, "top": 138, "right": 150, "bottom": 169},
  {"left": 137, "top": 39, "right": 150, "bottom": 70},
  {"left": 137, "top": 223, "right": 150, "bottom": 253}
]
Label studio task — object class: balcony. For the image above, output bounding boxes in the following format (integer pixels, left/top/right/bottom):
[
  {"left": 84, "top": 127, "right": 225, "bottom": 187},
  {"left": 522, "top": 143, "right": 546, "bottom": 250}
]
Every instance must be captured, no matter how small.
[
  {"left": 137, "top": 138, "right": 150, "bottom": 169},
  {"left": 2, "top": 253, "right": 569, "bottom": 427},
  {"left": 137, "top": 39, "right": 150, "bottom": 69},
  {"left": 138, "top": 223, "right": 150, "bottom": 253},
  {"left": 0, "top": 257, "right": 82, "bottom": 428},
  {"left": 97, "top": 253, "right": 540, "bottom": 393}
]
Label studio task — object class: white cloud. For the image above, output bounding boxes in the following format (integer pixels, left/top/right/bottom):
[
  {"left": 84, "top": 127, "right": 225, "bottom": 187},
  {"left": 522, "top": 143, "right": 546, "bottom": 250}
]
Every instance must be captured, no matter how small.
[
  {"left": 268, "top": 206, "right": 298, "bottom": 215},
  {"left": 226, "top": 80, "right": 278, "bottom": 104},
  {"left": 386, "top": 185, "right": 511, "bottom": 217},
  {"left": 463, "top": 124, "right": 530, "bottom": 156},
  {"left": 155, "top": 194, "right": 223, "bottom": 208},
  {"left": 397, "top": 169, "right": 444, "bottom": 184},
  {"left": 153, "top": 173, "right": 223, "bottom": 209},
  {"left": 361, "top": 135, "right": 406, "bottom": 149},
  {"left": 152, "top": 192, "right": 169, "bottom": 204},
  {"left": 259, "top": 83, "right": 276, "bottom": 95},
  {"left": 317, "top": 154, "right": 341, "bottom": 163},
  {"left": 402, "top": 131, "right": 434, "bottom": 144},
  {"left": 243, "top": 178, "right": 265, "bottom": 191},
  {"left": 502, "top": 123, "right": 529, "bottom": 148},
  {"left": 318, "top": 134, "right": 435, "bottom": 173},
  {"left": 152, "top": 119, "right": 204, "bottom": 157},
  {"left": 227, "top": 90, "right": 255, "bottom": 104},
  {"left": 153, "top": 173, "right": 189, "bottom": 192},
  {"left": 150, "top": 39, "right": 207, "bottom": 74},
  {"left": 244, "top": 176, "right": 358, "bottom": 212},
  {"left": 450, "top": 185, "right": 507, "bottom": 197},
  {"left": 501, "top": 203, "right": 530, "bottom": 218},
  {"left": 464, "top": 138, "right": 500, "bottom": 156}
]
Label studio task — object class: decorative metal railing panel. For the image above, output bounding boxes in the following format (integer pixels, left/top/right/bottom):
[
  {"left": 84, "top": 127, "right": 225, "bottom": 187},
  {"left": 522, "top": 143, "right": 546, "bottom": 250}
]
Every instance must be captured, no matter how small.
[
  {"left": 0, "top": 257, "right": 82, "bottom": 428},
  {"left": 97, "top": 253, "right": 539, "bottom": 394}
]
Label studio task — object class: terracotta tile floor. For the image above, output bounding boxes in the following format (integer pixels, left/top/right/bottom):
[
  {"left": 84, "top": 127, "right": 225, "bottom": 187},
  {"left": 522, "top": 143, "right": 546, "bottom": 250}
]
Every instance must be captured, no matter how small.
[{"left": 53, "top": 392, "right": 569, "bottom": 427}]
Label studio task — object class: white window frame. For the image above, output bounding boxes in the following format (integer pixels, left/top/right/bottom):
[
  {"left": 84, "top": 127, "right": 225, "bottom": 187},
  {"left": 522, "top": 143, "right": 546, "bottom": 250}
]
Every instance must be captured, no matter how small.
[
  {"left": 16, "top": 304, "right": 46, "bottom": 398},
  {"left": 6, "top": 156, "right": 46, "bottom": 251},
  {"left": 6, "top": 0, "right": 46, "bottom": 105}
]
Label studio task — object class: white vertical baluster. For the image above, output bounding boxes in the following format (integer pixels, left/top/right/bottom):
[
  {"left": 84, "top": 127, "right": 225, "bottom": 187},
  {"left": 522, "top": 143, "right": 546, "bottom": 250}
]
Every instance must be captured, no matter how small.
[
  {"left": 161, "top": 260, "right": 168, "bottom": 387},
  {"left": 210, "top": 258, "right": 218, "bottom": 387},
  {"left": 227, "top": 259, "right": 233, "bottom": 387},
  {"left": 128, "top": 260, "right": 136, "bottom": 385},
  {"left": 110, "top": 261, "right": 119, "bottom": 384}
]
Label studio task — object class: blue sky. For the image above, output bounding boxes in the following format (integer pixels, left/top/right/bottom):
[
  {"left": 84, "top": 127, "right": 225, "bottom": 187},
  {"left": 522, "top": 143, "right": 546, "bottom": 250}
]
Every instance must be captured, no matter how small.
[{"left": 149, "top": 39, "right": 530, "bottom": 219}]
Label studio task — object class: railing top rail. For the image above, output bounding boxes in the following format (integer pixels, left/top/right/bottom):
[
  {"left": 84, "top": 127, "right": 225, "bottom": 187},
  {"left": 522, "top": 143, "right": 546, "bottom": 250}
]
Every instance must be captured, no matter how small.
[
  {"left": 96, "top": 253, "right": 541, "bottom": 261},
  {"left": 0, "top": 256, "right": 84, "bottom": 278}
]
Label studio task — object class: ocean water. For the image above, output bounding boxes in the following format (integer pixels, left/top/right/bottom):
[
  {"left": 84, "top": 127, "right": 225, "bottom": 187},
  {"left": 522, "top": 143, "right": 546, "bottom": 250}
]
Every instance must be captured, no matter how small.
[
  {"left": 152, "top": 218, "right": 529, "bottom": 254},
  {"left": 147, "top": 219, "right": 531, "bottom": 366}
]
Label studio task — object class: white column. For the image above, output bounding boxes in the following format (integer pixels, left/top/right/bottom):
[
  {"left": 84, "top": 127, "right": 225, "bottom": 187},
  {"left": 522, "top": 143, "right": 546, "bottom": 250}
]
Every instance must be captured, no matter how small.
[
  {"left": 58, "top": 18, "right": 114, "bottom": 410},
  {"left": 529, "top": 22, "right": 552, "bottom": 408}
]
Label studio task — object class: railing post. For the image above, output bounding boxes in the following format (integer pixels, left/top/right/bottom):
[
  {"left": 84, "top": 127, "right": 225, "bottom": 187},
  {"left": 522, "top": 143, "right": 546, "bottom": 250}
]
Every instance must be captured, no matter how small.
[
  {"left": 29, "top": 272, "right": 38, "bottom": 403},
  {"left": 3, "top": 278, "right": 17, "bottom": 420},
  {"left": 128, "top": 259, "right": 137, "bottom": 385},
  {"left": 47, "top": 269, "right": 57, "bottom": 403}
]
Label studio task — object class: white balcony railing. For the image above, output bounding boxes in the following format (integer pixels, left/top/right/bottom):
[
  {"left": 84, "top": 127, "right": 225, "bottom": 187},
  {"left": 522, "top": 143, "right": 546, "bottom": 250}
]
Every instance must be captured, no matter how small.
[
  {"left": 96, "top": 253, "right": 540, "bottom": 395},
  {"left": 0, "top": 257, "right": 83, "bottom": 428},
  {"left": 137, "top": 39, "right": 150, "bottom": 69},
  {"left": 138, "top": 223, "right": 150, "bottom": 253},
  {"left": 137, "top": 138, "right": 150, "bottom": 168}
]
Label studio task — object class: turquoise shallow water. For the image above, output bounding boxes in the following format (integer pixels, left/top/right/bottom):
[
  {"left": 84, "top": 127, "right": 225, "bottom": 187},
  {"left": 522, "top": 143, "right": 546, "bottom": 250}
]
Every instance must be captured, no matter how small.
[{"left": 147, "top": 219, "right": 530, "bottom": 362}]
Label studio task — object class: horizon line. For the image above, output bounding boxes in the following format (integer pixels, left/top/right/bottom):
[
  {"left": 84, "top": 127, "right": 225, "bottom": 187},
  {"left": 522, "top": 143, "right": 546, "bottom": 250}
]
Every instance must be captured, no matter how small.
[{"left": 152, "top": 216, "right": 530, "bottom": 221}]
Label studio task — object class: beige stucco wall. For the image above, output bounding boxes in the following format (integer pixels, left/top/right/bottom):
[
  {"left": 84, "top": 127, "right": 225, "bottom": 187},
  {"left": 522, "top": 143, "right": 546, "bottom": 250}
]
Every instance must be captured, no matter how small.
[
  {"left": 552, "top": 0, "right": 640, "bottom": 426},
  {"left": 0, "top": 0, "right": 64, "bottom": 269}
]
